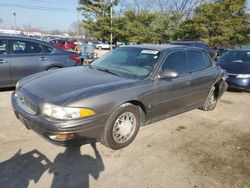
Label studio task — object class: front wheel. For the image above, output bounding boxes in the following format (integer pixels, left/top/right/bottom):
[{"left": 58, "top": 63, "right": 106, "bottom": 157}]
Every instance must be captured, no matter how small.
[
  {"left": 101, "top": 103, "right": 140, "bottom": 150},
  {"left": 201, "top": 86, "right": 218, "bottom": 111}
]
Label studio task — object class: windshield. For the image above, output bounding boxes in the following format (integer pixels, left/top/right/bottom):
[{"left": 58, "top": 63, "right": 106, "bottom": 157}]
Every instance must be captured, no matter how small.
[
  {"left": 91, "top": 47, "right": 160, "bottom": 79},
  {"left": 218, "top": 50, "right": 250, "bottom": 64}
]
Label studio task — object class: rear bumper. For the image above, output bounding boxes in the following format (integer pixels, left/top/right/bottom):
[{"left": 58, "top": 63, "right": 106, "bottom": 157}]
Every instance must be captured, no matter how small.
[
  {"left": 226, "top": 77, "right": 250, "bottom": 91},
  {"left": 11, "top": 92, "right": 107, "bottom": 146}
]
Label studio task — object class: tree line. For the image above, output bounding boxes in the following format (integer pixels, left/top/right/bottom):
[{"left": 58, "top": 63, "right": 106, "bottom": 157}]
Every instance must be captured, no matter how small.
[{"left": 79, "top": 0, "right": 250, "bottom": 48}]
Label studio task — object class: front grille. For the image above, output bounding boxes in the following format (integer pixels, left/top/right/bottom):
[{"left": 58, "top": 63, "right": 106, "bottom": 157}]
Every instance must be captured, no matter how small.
[
  {"left": 16, "top": 92, "right": 37, "bottom": 115},
  {"left": 227, "top": 73, "right": 237, "bottom": 78}
]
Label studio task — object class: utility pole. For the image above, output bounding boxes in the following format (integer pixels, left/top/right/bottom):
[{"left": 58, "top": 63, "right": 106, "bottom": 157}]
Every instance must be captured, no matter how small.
[
  {"left": 110, "top": 0, "right": 113, "bottom": 50},
  {"left": 77, "top": 8, "right": 80, "bottom": 42},
  {"left": 13, "top": 12, "right": 17, "bottom": 34}
]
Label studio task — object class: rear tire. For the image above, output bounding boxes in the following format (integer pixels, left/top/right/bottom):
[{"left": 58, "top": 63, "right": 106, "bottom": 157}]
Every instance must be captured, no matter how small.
[
  {"left": 47, "top": 67, "right": 61, "bottom": 71},
  {"left": 101, "top": 103, "right": 140, "bottom": 150},
  {"left": 201, "top": 86, "right": 217, "bottom": 111}
]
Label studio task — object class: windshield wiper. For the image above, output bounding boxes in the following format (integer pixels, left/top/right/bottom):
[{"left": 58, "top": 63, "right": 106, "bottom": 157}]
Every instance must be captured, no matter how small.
[{"left": 93, "top": 66, "right": 121, "bottom": 76}]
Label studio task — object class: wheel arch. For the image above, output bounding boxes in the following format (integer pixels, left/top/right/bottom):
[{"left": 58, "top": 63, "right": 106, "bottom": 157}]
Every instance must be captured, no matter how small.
[
  {"left": 45, "top": 66, "right": 62, "bottom": 71},
  {"left": 123, "top": 100, "right": 147, "bottom": 126},
  {"left": 214, "top": 78, "right": 228, "bottom": 99}
]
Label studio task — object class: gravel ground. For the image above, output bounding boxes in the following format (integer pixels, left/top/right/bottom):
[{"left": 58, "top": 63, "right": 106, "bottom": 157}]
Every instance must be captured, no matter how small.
[{"left": 0, "top": 89, "right": 249, "bottom": 188}]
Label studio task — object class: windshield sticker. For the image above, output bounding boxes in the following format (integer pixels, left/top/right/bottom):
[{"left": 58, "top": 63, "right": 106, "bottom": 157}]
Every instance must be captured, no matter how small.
[
  {"left": 141, "top": 50, "right": 159, "bottom": 55},
  {"left": 247, "top": 52, "right": 250, "bottom": 55},
  {"left": 153, "top": 55, "right": 159, "bottom": 59}
]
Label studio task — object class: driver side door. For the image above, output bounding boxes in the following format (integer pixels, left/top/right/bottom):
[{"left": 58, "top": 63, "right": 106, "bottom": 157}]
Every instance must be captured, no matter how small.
[{"left": 150, "top": 50, "right": 191, "bottom": 118}]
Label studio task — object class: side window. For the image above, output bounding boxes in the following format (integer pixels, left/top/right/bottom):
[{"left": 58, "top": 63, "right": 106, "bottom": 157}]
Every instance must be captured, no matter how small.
[
  {"left": 11, "top": 40, "right": 43, "bottom": 54},
  {"left": 0, "top": 39, "right": 8, "bottom": 54},
  {"left": 43, "top": 45, "right": 54, "bottom": 53},
  {"left": 204, "top": 53, "right": 213, "bottom": 67},
  {"left": 188, "top": 50, "right": 208, "bottom": 73},
  {"left": 161, "top": 51, "right": 188, "bottom": 75}
]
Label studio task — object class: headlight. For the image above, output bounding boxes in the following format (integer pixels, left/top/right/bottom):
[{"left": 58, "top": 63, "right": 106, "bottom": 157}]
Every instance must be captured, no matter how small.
[
  {"left": 236, "top": 74, "right": 250, "bottom": 78},
  {"left": 16, "top": 81, "right": 20, "bottom": 89},
  {"left": 42, "top": 103, "right": 95, "bottom": 120}
]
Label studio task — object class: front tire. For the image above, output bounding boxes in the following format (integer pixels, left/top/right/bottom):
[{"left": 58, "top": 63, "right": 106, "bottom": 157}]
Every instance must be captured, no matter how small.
[
  {"left": 101, "top": 103, "right": 140, "bottom": 150},
  {"left": 201, "top": 86, "right": 218, "bottom": 111}
]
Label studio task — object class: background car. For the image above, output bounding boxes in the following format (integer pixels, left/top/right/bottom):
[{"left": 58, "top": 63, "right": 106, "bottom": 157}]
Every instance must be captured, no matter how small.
[
  {"left": 217, "top": 49, "right": 250, "bottom": 91},
  {"left": 12, "top": 45, "right": 227, "bottom": 150},
  {"left": 170, "top": 41, "right": 216, "bottom": 58},
  {"left": 0, "top": 35, "right": 82, "bottom": 88},
  {"left": 49, "top": 38, "right": 77, "bottom": 51},
  {"left": 95, "top": 42, "right": 111, "bottom": 50}
]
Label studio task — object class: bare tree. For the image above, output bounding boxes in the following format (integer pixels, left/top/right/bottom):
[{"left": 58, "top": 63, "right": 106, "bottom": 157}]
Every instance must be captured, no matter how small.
[
  {"left": 133, "top": 0, "right": 154, "bottom": 12},
  {"left": 170, "top": 0, "right": 213, "bottom": 18},
  {"left": 68, "top": 21, "right": 89, "bottom": 38},
  {"left": 153, "top": 0, "right": 170, "bottom": 12}
]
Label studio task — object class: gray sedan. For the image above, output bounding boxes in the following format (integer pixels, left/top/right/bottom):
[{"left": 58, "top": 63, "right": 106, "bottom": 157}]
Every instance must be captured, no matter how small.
[
  {"left": 0, "top": 35, "right": 82, "bottom": 88},
  {"left": 12, "top": 45, "right": 228, "bottom": 150}
]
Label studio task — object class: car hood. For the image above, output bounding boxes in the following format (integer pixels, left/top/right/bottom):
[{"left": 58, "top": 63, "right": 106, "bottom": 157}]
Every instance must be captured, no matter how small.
[
  {"left": 18, "top": 67, "right": 140, "bottom": 105},
  {"left": 218, "top": 62, "right": 250, "bottom": 74}
]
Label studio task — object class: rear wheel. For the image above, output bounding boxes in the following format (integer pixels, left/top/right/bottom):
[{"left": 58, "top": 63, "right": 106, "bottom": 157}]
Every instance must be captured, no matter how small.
[
  {"left": 101, "top": 103, "right": 140, "bottom": 150},
  {"left": 47, "top": 67, "right": 61, "bottom": 71},
  {"left": 201, "top": 86, "right": 217, "bottom": 111}
]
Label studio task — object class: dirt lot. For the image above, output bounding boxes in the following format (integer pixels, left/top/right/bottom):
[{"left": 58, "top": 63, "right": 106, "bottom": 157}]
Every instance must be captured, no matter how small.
[{"left": 0, "top": 89, "right": 249, "bottom": 188}]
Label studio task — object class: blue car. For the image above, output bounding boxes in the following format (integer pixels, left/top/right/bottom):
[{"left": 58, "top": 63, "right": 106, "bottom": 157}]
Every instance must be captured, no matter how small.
[
  {"left": 170, "top": 41, "right": 216, "bottom": 58},
  {"left": 217, "top": 49, "right": 250, "bottom": 91}
]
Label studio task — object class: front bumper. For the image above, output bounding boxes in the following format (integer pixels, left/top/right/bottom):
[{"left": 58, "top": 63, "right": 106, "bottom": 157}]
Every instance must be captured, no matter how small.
[
  {"left": 226, "top": 76, "right": 250, "bottom": 91},
  {"left": 11, "top": 92, "right": 107, "bottom": 146}
]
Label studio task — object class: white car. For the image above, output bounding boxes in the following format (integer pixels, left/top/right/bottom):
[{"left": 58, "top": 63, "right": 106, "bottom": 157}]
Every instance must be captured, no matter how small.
[{"left": 95, "top": 43, "right": 110, "bottom": 50}]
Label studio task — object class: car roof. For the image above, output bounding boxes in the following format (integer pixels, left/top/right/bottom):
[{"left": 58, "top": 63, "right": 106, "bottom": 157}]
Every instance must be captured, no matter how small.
[
  {"left": 228, "top": 49, "right": 250, "bottom": 52},
  {"left": 170, "top": 41, "right": 208, "bottom": 44},
  {"left": 0, "top": 34, "right": 53, "bottom": 46},
  {"left": 121, "top": 44, "right": 206, "bottom": 52}
]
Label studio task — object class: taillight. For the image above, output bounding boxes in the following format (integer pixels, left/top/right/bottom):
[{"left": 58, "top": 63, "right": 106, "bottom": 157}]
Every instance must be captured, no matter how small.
[{"left": 69, "top": 55, "right": 81, "bottom": 63}]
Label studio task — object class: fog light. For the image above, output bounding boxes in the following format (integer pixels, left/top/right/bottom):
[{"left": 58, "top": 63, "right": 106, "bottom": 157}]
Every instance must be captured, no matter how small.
[{"left": 49, "top": 133, "right": 75, "bottom": 140}]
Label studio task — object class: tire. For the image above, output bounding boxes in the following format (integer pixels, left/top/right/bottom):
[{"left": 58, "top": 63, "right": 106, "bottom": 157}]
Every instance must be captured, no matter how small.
[
  {"left": 47, "top": 67, "right": 61, "bottom": 71},
  {"left": 101, "top": 103, "right": 140, "bottom": 150},
  {"left": 201, "top": 86, "right": 218, "bottom": 111}
]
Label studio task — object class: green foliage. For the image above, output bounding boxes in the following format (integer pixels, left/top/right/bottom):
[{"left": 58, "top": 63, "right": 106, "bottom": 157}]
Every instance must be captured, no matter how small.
[
  {"left": 78, "top": 0, "right": 118, "bottom": 41},
  {"left": 79, "top": 0, "right": 250, "bottom": 47},
  {"left": 175, "top": 0, "right": 250, "bottom": 47}
]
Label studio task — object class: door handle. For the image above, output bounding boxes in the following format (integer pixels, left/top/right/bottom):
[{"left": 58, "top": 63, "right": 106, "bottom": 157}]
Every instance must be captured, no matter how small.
[
  {"left": 0, "top": 59, "right": 7, "bottom": 64},
  {"left": 38, "top": 57, "right": 48, "bottom": 61}
]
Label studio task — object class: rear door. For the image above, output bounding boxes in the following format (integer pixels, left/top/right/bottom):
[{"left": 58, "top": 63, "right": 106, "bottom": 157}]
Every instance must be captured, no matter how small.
[
  {"left": 187, "top": 50, "right": 217, "bottom": 107},
  {"left": 0, "top": 39, "right": 12, "bottom": 87},
  {"left": 150, "top": 50, "right": 191, "bottom": 117},
  {"left": 9, "top": 39, "right": 49, "bottom": 84}
]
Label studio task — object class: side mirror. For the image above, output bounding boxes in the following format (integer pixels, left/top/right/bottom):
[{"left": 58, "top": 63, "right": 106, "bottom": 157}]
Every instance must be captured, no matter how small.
[
  {"left": 158, "top": 69, "right": 179, "bottom": 79},
  {"left": 232, "top": 60, "right": 243, "bottom": 63}
]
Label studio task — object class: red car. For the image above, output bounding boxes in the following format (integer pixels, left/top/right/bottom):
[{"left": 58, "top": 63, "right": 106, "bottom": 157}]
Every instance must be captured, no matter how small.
[{"left": 49, "top": 39, "right": 77, "bottom": 51}]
